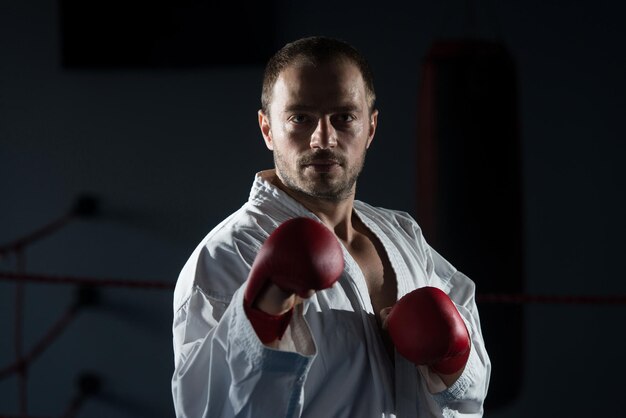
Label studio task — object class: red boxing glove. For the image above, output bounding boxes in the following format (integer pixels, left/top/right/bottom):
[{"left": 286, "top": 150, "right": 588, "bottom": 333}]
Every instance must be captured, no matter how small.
[
  {"left": 244, "top": 217, "right": 344, "bottom": 343},
  {"left": 386, "top": 286, "right": 470, "bottom": 375}
]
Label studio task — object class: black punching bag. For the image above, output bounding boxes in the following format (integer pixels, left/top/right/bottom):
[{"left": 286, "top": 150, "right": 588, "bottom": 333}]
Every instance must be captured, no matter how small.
[{"left": 417, "top": 40, "right": 523, "bottom": 408}]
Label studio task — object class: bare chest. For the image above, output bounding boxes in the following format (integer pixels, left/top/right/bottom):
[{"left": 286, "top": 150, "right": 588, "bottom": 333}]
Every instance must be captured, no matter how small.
[{"left": 346, "top": 231, "right": 397, "bottom": 318}]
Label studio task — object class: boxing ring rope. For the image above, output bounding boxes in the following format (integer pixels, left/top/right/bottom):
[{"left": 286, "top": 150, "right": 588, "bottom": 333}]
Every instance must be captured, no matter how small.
[
  {"left": 1, "top": 205, "right": 625, "bottom": 418},
  {"left": 0, "top": 271, "right": 175, "bottom": 290},
  {"left": 3, "top": 271, "right": 626, "bottom": 304},
  {"left": 477, "top": 293, "right": 626, "bottom": 305}
]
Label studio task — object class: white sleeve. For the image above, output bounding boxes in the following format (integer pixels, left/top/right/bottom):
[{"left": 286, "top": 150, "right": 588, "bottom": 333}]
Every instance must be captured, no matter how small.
[
  {"left": 172, "top": 283, "right": 317, "bottom": 418},
  {"left": 422, "top": 246, "right": 492, "bottom": 417}
]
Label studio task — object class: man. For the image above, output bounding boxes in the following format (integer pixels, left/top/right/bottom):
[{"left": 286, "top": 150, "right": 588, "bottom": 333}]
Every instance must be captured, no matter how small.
[{"left": 172, "top": 36, "right": 490, "bottom": 417}]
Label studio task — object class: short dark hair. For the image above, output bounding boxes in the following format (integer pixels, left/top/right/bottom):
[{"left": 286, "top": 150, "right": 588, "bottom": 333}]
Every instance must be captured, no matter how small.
[{"left": 261, "top": 36, "right": 376, "bottom": 115}]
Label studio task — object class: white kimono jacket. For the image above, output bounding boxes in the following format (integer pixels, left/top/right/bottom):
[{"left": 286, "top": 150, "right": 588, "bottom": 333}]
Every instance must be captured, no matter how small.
[{"left": 172, "top": 170, "right": 490, "bottom": 417}]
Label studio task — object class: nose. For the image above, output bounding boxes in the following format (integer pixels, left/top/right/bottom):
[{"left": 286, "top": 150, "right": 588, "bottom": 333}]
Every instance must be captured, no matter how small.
[{"left": 310, "top": 116, "right": 337, "bottom": 149}]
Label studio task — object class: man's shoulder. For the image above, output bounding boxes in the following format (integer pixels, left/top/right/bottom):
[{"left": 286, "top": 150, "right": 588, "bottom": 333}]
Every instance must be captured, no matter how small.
[
  {"left": 354, "top": 200, "right": 420, "bottom": 231},
  {"left": 201, "top": 204, "right": 271, "bottom": 252},
  {"left": 173, "top": 203, "right": 280, "bottom": 309}
]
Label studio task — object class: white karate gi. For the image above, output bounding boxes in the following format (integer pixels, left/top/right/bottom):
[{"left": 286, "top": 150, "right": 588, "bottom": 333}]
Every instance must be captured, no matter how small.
[{"left": 172, "top": 170, "right": 490, "bottom": 417}]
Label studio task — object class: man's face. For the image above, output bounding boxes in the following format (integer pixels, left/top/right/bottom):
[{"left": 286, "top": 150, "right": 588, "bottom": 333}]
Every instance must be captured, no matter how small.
[{"left": 259, "top": 59, "right": 378, "bottom": 202}]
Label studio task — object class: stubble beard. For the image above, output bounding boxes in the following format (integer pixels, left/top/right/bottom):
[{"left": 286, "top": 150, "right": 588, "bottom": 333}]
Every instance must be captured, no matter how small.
[{"left": 273, "top": 148, "right": 367, "bottom": 203}]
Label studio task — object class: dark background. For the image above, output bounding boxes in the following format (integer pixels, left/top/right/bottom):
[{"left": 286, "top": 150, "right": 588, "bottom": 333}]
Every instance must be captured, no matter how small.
[{"left": 1, "top": 0, "right": 625, "bottom": 416}]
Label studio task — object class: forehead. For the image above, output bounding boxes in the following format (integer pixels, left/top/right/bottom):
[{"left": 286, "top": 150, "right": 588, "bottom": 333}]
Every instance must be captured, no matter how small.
[{"left": 271, "top": 59, "right": 367, "bottom": 112}]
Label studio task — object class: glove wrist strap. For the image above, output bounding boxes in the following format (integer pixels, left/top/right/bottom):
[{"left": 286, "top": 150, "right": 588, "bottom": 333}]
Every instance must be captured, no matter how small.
[{"left": 244, "top": 303, "right": 293, "bottom": 344}]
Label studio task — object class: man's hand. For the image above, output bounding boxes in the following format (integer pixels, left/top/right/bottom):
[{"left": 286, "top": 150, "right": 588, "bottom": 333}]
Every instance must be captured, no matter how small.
[{"left": 244, "top": 217, "right": 344, "bottom": 344}]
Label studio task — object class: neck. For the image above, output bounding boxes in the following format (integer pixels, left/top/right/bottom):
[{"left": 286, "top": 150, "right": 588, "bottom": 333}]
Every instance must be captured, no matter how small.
[{"left": 268, "top": 171, "right": 358, "bottom": 243}]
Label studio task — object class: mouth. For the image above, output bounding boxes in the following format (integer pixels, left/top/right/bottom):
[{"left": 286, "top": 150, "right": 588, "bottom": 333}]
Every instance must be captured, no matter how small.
[{"left": 303, "top": 159, "right": 341, "bottom": 173}]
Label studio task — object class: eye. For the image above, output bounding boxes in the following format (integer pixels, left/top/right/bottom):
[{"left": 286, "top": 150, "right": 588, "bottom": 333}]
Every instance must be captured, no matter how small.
[
  {"left": 333, "top": 113, "right": 356, "bottom": 123},
  {"left": 289, "top": 114, "right": 309, "bottom": 124}
]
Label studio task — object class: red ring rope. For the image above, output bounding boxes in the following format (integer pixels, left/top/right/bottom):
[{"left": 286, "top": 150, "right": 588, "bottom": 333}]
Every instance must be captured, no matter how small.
[{"left": 0, "top": 271, "right": 174, "bottom": 290}]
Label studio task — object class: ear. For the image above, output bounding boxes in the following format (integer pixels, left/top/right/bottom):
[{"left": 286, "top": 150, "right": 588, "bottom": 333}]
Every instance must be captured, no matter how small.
[
  {"left": 366, "top": 109, "right": 379, "bottom": 149},
  {"left": 258, "top": 110, "right": 274, "bottom": 151}
]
